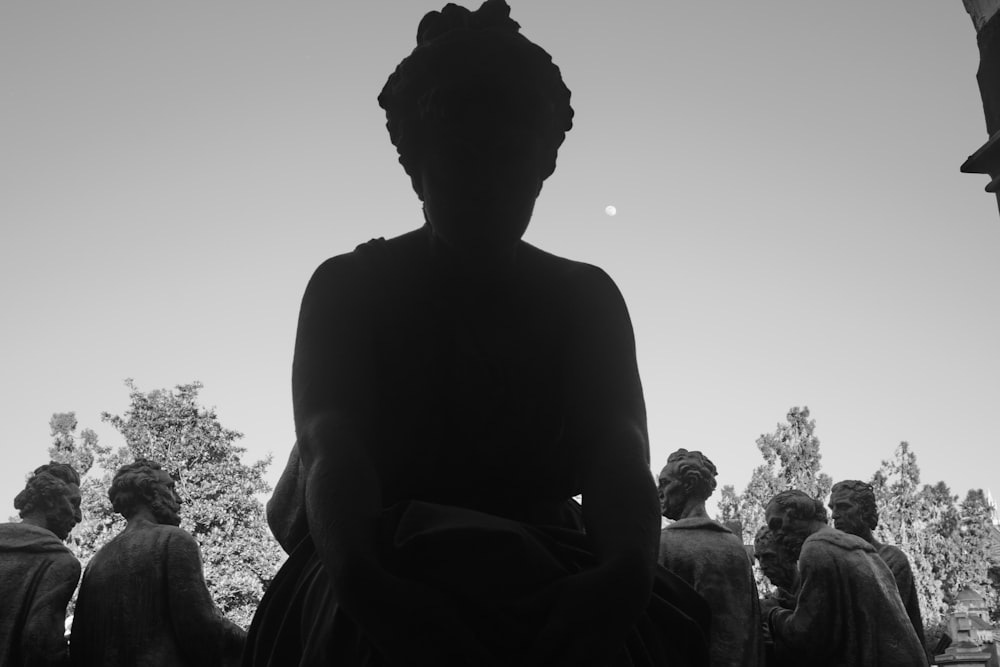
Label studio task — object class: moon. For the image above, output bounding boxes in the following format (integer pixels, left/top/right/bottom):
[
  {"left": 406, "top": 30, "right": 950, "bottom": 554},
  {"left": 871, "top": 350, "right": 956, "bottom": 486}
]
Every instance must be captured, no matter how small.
[{"left": 605, "top": 205, "right": 617, "bottom": 217}]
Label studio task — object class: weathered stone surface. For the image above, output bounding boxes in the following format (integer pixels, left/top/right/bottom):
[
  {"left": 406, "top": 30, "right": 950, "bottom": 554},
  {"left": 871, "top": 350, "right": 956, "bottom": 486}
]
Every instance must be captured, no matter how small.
[
  {"left": 766, "top": 491, "right": 927, "bottom": 667},
  {"left": 0, "top": 523, "right": 80, "bottom": 667},
  {"left": 829, "top": 480, "right": 926, "bottom": 649},
  {"left": 660, "top": 518, "right": 763, "bottom": 667},
  {"left": 658, "top": 450, "right": 762, "bottom": 667},
  {"left": 70, "top": 459, "right": 245, "bottom": 666}
]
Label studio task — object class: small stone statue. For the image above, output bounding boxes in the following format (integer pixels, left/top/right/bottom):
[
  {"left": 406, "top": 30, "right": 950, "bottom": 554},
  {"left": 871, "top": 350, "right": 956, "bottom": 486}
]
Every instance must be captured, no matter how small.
[
  {"left": 829, "top": 479, "right": 926, "bottom": 649},
  {"left": 752, "top": 526, "right": 799, "bottom": 612},
  {"left": 764, "top": 490, "right": 927, "bottom": 667},
  {"left": 0, "top": 463, "right": 82, "bottom": 667},
  {"left": 752, "top": 527, "right": 800, "bottom": 667},
  {"left": 70, "top": 459, "right": 245, "bottom": 666},
  {"left": 657, "top": 449, "right": 764, "bottom": 667}
]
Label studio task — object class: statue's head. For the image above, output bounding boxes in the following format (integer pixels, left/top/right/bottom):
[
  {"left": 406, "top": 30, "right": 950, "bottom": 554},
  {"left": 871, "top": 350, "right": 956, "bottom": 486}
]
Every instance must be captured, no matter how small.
[
  {"left": 657, "top": 449, "right": 717, "bottom": 520},
  {"left": 753, "top": 526, "right": 798, "bottom": 591},
  {"left": 378, "top": 0, "right": 573, "bottom": 258},
  {"left": 764, "top": 489, "right": 827, "bottom": 559},
  {"left": 829, "top": 480, "right": 878, "bottom": 535},
  {"left": 109, "top": 459, "right": 182, "bottom": 526},
  {"left": 14, "top": 462, "right": 82, "bottom": 541}
]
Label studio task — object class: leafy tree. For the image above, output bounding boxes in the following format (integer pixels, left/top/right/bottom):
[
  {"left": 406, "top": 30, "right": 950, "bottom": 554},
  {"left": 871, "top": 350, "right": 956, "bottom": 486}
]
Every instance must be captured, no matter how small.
[
  {"left": 717, "top": 406, "right": 832, "bottom": 545},
  {"left": 954, "top": 489, "right": 1000, "bottom": 620},
  {"left": 869, "top": 442, "right": 946, "bottom": 629},
  {"left": 870, "top": 444, "right": 1000, "bottom": 636},
  {"left": 47, "top": 413, "right": 114, "bottom": 560},
  {"left": 50, "top": 380, "right": 283, "bottom": 628}
]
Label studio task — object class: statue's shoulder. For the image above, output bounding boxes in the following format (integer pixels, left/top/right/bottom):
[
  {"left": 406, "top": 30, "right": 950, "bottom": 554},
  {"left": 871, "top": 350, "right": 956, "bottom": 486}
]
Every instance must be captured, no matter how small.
[
  {"left": 876, "top": 543, "right": 911, "bottom": 570},
  {"left": 803, "top": 527, "right": 875, "bottom": 561},
  {"left": 158, "top": 524, "right": 198, "bottom": 543},
  {"left": 521, "top": 243, "right": 608, "bottom": 280},
  {"left": 123, "top": 522, "right": 198, "bottom": 549},
  {"left": 309, "top": 230, "right": 426, "bottom": 291},
  {"left": 520, "top": 244, "right": 623, "bottom": 306}
]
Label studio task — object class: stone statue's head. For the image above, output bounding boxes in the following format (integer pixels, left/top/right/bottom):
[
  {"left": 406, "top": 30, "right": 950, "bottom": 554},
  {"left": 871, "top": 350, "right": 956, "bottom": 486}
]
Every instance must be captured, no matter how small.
[
  {"left": 378, "top": 0, "right": 573, "bottom": 257},
  {"left": 109, "top": 459, "right": 182, "bottom": 526},
  {"left": 753, "top": 526, "right": 798, "bottom": 591},
  {"left": 765, "top": 489, "right": 828, "bottom": 559},
  {"left": 658, "top": 449, "right": 717, "bottom": 519},
  {"left": 14, "top": 462, "right": 82, "bottom": 541},
  {"left": 829, "top": 479, "right": 878, "bottom": 534}
]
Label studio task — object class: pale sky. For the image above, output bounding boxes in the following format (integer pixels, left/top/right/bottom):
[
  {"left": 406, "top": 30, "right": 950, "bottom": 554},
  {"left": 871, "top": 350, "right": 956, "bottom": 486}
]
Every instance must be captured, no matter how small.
[{"left": 2, "top": 2, "right": 998, "bottom": 518}]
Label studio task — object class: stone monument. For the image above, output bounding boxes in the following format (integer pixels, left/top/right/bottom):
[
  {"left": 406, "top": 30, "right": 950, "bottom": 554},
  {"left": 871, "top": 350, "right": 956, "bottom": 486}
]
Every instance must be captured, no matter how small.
[{"left": 960, "top": 0, "right": 1000, "bottom": 210}]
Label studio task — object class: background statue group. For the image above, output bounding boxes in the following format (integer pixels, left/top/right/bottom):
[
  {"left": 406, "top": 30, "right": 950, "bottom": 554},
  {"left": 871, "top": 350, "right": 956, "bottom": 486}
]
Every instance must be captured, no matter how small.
[
  {"left": 656, "top": 451, "right": 930, "bottom": 666},
  {"left": 0, "top": 460, "right": 244, "bottom": 666},
  {"left": 0, "top": 1, "right": 944, "bottom": 665}
]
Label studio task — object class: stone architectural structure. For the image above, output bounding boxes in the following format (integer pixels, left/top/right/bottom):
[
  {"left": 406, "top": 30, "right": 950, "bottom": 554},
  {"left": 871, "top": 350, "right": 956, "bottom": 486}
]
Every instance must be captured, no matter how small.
[
  {"left": 933, "top": 588, "right": 999, "bottom": 667},
  {"left": 961, "top": 0, "right": 1000, "bottom": 209}
]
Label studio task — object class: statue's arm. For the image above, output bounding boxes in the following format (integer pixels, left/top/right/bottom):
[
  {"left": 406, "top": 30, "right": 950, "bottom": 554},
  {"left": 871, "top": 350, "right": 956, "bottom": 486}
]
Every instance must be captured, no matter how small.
[
  {"left": 292, "top": 256, "right": 382, "bottom": 604},
  {"left": 265, "top": 441, "right": 308, "bottom": 553},
  {"left": 768, "top": 540, "right": 836, "bottom": 657},
  {"left": 291, "top": 255, "right": 502, "bottom": 666},
  {"left": 570, "top": 266, "right": 657, "bottom": 576},
  {"left": 165, "top": 530, "right": 246, "bottom": 666},
  {"left": 22, "top": 554, "right": 79, "bottom": 666},
  {"left": 532, "top": 265, "right": 659, "bottom": 663}
]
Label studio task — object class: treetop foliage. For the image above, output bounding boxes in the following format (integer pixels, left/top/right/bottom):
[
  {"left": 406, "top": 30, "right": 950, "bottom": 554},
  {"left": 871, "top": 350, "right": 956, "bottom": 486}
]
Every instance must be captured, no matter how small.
[{"left": 718, "top": 406, "right": 832, "bottom": 545}]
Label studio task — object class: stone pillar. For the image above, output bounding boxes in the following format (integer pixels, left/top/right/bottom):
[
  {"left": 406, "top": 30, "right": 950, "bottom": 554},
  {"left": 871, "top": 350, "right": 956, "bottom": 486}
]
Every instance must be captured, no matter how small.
[{"left": 960, "top": 0, "right": 1000, "bottom": 211}]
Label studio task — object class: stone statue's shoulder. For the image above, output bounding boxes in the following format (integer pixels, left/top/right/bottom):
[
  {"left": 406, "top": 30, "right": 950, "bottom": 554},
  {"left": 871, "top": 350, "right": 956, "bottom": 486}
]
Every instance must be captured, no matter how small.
[
  {"left": 0, "top": 522, "right": 74, "bottom": 556},
  {"left": 803, "top": 526, "right": 875, "bottom": 556},
  {"left": 876, "top": 543, "right": 912, "bottom": 571},
  {"left": 521, "top": 243, "right": 610, "bottom": 282},
  {"left": 155, "top": 524, "right": 198, "bottom": 544},
  {"left": 116, "top": 522, "right": 198, "bottom": 550},
  {"left": 664, "top": 517, "right": 731, "bottom": 533},
  {"left": 876, "top": 542, "right": 906, "bottom": 559},
  {"left": 307, "top": 230, "right": 427, "bottom": 294},
  {"left": 520, "top": 244, "right": 626, "bottom": 311}
]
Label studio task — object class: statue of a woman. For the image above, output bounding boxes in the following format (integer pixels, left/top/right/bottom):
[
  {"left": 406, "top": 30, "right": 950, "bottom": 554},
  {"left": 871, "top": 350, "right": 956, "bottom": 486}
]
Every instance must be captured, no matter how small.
[{"left": 245, "top": 2, "right": 709, "bottom": 665}]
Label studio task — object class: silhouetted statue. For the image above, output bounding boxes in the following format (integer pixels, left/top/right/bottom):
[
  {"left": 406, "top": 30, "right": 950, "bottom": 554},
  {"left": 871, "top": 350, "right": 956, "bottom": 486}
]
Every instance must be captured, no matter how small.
[
  {"left": 829, "top": 479, "right": 926, "bottom": 649},
  {"left": 764, "top": 490, "right": 927, "bottom": 667},
  {"left": 244, "top": 1, "right": 710, "bottom": 665},
  {"left": 657, "top": 450, "right": 763, "bottom": 667},
  {"left": 70, "top": 459, "right": 245, "bottom": 667},
  {"left": 0, "top": 463, "right": 81, "bottom": 667}
]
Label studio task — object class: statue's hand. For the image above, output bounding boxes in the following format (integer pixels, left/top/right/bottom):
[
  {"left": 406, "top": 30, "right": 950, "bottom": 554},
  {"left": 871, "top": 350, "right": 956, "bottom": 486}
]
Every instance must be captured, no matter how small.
[
  {"left": 350, "top": 568, "right": 505, "bottom": 667},
  {"left": 525, "top": 566, "right": 646, "bottom": 667}
]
